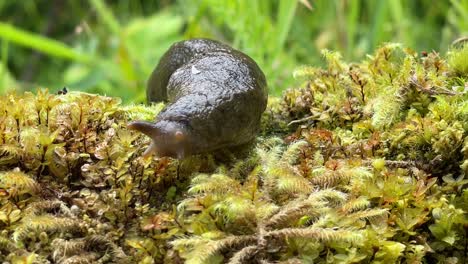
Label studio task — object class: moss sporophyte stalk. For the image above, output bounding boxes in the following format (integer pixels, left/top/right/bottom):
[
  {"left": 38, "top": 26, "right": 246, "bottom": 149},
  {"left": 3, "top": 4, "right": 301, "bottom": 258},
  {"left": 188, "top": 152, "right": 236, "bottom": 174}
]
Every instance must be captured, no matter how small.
[{"left": 0, "top": 43, "right": 467, "bottom": 263}]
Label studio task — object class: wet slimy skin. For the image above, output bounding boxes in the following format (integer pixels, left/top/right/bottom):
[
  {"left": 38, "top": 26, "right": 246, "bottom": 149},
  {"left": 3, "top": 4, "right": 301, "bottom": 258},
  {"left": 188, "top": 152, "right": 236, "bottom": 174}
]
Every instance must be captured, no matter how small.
[{"left": 128, "top": 39, "right": 268, "bottom": 159}]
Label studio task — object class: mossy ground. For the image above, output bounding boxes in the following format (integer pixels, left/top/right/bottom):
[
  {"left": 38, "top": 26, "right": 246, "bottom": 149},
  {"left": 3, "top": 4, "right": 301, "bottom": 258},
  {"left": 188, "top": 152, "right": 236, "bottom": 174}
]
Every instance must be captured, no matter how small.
[{"left": 0, "top": 44, "right": 467, "bottom": 264}]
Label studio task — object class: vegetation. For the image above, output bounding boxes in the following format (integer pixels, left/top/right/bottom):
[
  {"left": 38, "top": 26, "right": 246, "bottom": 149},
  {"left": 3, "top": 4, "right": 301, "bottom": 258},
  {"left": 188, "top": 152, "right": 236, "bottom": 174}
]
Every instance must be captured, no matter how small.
[
  {"left": 0, "top": 43, "right": 467, "bottom": 263},
  {"left": 1, "top": 0, "right": 467, "bottom": 99},
  {"left": 1, "top": 0, "right": 468, "bottom": 263}
]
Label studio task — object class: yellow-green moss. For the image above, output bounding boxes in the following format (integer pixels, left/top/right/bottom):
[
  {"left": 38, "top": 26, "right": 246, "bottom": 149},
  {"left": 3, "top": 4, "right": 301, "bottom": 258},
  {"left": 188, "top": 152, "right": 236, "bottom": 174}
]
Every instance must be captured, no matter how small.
[{"left": 448, "top": 43, "right": 468, "bottom": 77}]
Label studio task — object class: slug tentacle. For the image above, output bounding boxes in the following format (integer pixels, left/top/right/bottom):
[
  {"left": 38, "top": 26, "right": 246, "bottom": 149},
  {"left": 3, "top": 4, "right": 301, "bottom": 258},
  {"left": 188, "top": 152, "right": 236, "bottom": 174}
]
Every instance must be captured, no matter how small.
[
  {"left": 128, "top": 121, "right": 161, "bottom": 157},
  {"left": 142, "top": 141, "right": 158, "bottom": 158},
  {"left": 127, "top": 121, "right": 159, "bottom": 138}
]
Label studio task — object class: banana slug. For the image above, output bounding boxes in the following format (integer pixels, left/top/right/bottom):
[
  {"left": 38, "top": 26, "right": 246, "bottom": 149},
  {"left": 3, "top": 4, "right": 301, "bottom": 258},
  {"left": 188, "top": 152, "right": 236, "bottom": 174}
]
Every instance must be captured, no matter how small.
[{"left": 128, "top": 39, "right": 268, "bottom": 159}]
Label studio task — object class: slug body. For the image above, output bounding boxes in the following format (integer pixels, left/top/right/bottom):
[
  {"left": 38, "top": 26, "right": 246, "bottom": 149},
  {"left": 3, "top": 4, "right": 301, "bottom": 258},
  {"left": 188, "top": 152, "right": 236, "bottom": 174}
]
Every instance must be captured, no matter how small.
[{"left": 129, "top": 39, "right": 268, "bottom": 159}]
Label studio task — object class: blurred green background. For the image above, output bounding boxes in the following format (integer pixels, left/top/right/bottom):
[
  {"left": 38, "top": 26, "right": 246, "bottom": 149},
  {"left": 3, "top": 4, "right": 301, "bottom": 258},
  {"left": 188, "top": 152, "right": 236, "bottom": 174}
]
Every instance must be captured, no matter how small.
[{"left": 0, "top": 0, "right": 467, "bottom": 102}]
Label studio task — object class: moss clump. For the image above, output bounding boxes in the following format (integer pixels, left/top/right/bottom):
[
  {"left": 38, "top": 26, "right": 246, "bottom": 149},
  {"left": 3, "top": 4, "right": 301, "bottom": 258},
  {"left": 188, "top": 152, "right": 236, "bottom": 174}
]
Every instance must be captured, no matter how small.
[
  {"left": 1, "top": 43, "right": 468, "bottom": 263},
  {"left": 448, "top": 43, "right": 468, "bottom": 77},
  {"left": 0, "top": 91, "right": 192, "bottom": 263}
]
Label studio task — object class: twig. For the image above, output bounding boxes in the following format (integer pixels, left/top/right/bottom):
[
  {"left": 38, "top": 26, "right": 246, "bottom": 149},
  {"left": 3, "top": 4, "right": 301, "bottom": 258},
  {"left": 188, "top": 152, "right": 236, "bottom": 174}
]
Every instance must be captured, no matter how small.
[
  {"left": 362, "top": 155, "right": 442, "bottom": 172},
  {"left": 287, "top": 115, "right": 315, "bottom": 126},
  {"left": 409, "top": 76, "right": 458, "bottom": 96}
]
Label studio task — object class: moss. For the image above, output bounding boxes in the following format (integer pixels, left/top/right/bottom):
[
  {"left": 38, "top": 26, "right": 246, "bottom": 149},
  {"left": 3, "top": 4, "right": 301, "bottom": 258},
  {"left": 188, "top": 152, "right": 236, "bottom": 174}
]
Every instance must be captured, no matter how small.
[
  {"left": 448, "top": 43, "right": 468, "bottom": 77},
  {"left": 1, "top": 43, "right": 468, "bottom": 263}
]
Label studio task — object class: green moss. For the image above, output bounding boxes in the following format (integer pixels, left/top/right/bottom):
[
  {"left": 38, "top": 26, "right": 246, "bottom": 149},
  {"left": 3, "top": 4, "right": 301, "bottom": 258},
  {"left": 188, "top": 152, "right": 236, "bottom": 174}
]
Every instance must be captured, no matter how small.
[
  {"left": 1, "top": 43, "right": 468, "bottom": 263},
  {"left": 448, "top": 44, "right": 468, "bottom": 77}
]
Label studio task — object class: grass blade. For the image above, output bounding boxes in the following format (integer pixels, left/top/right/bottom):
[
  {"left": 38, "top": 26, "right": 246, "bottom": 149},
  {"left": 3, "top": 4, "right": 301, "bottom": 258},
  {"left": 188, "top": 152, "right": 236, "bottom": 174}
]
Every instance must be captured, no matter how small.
[
  {"left": 89, "top": 0, "right": 121, "bottom": 34},
  {"left": 0, "top": 22, "right": 92, "bottom": 63},
  {"left": 346, "top": 0, "right": 361, "bottom": 58},
  {"left": 369, "top": 0, "right": 389, "bottom": 51},
  {"left": 276, "top": 0, "right": 298, "bottom": 51}
]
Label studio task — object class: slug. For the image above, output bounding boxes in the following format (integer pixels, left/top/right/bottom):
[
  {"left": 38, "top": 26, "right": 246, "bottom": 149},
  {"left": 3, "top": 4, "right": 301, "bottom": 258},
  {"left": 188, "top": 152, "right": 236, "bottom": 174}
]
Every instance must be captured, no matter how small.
[{"left": 128, "top": 39, "right": 268, "bottom": 159}]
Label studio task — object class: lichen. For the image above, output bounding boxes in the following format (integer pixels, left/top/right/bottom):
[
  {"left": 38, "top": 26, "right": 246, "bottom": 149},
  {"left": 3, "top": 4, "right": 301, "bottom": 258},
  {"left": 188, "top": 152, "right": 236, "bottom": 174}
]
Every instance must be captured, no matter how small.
[{"left": 1, "top": 43, "right": 467, "bottom": 263}]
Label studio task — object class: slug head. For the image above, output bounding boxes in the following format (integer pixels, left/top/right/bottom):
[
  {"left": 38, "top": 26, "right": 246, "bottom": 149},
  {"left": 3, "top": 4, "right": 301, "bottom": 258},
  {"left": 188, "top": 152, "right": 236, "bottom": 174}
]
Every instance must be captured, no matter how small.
[{"left": 127, "top": 120, "right": 190, "bottom": 159}]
